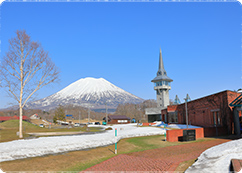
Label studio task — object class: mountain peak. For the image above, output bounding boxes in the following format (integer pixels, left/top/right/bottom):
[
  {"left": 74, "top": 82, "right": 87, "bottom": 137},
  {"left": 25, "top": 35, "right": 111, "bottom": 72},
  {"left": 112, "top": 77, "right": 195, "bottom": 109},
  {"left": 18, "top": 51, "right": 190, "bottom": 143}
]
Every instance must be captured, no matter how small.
[
  {"left": 27, "top": 77, "right": 143, "bottom": 111},
  {"left": 57, "top": 77, "right": 126, "bottom": 97}
]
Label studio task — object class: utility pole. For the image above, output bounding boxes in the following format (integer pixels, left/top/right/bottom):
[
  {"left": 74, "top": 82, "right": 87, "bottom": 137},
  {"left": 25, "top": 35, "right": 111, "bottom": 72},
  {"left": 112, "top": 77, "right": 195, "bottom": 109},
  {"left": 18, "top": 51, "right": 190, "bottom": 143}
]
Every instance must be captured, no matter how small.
[
  {"left": 79, "top": 111, "right": 81, "bottom": 124},
  {"left": 105, "top": 102, "right": 108, "bottom": 125},
  {"left": 65, "top": 110, "right": 67, "bottom": 123},
  {"left": 88, "top": 107, "right": 90, "bottom": 124}
]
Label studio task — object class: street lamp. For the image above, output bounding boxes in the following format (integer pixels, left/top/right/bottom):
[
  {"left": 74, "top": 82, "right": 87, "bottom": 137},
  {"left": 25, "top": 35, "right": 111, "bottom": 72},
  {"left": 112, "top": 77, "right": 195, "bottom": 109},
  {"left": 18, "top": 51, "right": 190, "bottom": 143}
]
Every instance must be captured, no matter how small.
[{"left": 184, "top": 96, "right": 188, "bottom": 129}]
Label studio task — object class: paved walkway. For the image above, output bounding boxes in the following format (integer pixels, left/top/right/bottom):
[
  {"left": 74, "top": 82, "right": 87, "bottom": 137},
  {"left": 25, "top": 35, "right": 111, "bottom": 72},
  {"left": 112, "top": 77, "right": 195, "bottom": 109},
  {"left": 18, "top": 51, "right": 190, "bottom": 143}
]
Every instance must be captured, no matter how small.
[{"left": 83, "top": 138, "right": 231, "bottom": 172}]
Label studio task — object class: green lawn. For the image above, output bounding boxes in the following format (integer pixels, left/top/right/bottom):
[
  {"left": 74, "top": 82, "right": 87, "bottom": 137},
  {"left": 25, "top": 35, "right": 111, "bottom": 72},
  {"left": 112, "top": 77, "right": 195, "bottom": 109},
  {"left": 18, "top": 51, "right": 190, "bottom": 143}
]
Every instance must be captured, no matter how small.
[
  {"left": 123, "top": 135, "right": 181, "bottom": 153},
  {"left": 0, "top": 120, "right": 103, "bottom": 142},
  {"left": 66, "top": 135, "right": 214, "bottom": 172}
]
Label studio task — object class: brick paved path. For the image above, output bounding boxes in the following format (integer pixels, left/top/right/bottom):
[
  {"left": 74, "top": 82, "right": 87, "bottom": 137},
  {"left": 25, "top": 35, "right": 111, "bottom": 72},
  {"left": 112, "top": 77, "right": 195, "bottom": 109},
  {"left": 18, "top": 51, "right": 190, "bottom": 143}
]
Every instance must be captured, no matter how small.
[{"left": 83, "top": 138, "right": 231, "bottom": 172}]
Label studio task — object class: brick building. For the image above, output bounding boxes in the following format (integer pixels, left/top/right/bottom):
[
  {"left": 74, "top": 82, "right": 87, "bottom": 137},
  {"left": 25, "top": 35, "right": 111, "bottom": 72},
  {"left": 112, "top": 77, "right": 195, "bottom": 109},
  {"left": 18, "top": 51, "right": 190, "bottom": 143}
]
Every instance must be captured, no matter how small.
[
  {"left": 161, "top": 90, "right": 241, "bottom": 136},
  {"left": 106, "top": 115, "right": 131, "bottom": 124}
]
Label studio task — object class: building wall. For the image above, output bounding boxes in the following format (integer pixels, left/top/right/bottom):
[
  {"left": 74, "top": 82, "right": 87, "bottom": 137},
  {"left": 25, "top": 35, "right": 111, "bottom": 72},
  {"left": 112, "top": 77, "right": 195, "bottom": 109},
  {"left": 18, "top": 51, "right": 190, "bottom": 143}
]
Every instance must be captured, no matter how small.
[
  {"left": 109, "top": 119, "right": 130, "bottom": 124},
  {"left": 166, "top": 128, "right": 204, "bottom": 142},
  {"left": 148, "top": 114, "right": 161, "bottom": 122},
  {"left": 156, "top": 88, "right": 170, "bottom": 108},
  {"left": 163, "top": 90, "right": 240, "bottom": 135},
  {"left": 203, "top": 126, "right": 228, "bottom": 137}
]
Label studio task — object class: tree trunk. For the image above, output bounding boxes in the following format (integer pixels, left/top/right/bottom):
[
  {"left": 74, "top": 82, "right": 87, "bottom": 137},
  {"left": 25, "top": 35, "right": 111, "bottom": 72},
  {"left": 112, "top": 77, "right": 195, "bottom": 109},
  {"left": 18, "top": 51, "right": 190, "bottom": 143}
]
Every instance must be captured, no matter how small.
[
  {"left": 19, "top": 42, "right": 23, "bottom": 139},
  {"left": 19, "top": 105, "right": 23, "bottom": 138}
]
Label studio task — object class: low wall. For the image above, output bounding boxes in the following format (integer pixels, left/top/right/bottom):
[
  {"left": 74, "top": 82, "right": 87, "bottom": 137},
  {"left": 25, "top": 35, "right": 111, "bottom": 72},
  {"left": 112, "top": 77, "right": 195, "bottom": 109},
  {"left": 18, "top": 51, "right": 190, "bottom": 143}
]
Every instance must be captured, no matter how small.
[
  {"left": 203, "top": 127, "right": 228, "bottom": 137},
  {"left": 142, "top": 123, "right": 156, "bottom": 126},
  {"left": 166, "top": 128, "right": 204, "bottom": 142}
]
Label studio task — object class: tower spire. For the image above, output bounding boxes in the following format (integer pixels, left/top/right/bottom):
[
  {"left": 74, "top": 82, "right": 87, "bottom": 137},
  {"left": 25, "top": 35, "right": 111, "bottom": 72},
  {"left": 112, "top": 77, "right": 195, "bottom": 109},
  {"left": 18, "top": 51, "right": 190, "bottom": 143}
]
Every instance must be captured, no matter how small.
[
  {"left": 152, "top": 48, "right": 173, "bottom": 108},
  {"left": 159, "top": 48, "right": 164, "bottom": 70},
  {"left": 157, "top": 48, "right": 166, "bottom": 76}
]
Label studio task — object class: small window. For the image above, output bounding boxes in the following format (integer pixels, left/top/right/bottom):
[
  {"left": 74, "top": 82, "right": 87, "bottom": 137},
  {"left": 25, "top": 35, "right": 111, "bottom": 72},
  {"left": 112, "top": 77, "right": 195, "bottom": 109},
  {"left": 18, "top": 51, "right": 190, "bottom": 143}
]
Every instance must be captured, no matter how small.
[
  {"left": 213, "top": 112, "right": 216, "bottom": 126},
  {"left": 213, "top": 111, "right": 221, "bottom": 126},
  {"left": 217, "top": 112, "right": 220, "bottom": 125}
]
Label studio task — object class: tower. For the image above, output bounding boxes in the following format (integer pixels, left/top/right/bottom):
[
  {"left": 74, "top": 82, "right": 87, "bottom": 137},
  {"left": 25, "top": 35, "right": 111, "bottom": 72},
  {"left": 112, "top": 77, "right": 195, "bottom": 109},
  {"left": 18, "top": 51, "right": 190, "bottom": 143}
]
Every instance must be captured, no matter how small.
[{"left": 151, "top": 48, "right": 173, "bottom": 108}]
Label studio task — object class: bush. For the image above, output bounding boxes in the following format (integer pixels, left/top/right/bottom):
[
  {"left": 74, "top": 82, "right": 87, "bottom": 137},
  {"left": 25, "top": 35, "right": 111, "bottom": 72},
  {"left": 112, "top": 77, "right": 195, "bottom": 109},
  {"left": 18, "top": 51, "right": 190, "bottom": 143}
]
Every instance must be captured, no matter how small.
[{"left": 105, "top": 127, "right": 113, "bottom": 130}]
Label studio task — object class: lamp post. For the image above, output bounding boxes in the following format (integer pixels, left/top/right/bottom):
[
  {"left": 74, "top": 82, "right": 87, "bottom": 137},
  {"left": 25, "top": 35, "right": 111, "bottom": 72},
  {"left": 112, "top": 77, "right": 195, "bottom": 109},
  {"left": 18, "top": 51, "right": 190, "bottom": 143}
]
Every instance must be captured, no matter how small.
[{"left": 184, "top": 97, "right": 188, "bottom": 129}]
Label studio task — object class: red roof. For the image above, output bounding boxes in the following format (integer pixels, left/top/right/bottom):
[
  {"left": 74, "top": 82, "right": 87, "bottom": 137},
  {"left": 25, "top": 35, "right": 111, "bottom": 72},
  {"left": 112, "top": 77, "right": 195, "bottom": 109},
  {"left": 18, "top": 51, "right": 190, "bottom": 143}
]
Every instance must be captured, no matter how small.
[
  {"left": 0, "top": 116, "right": 29, "bottom": 121},
  {"left": 0, "top": 117, "right": 12, "bottom": 121},
  {"left": 108, "top": 115, "right": 131, "bottom": 120}
]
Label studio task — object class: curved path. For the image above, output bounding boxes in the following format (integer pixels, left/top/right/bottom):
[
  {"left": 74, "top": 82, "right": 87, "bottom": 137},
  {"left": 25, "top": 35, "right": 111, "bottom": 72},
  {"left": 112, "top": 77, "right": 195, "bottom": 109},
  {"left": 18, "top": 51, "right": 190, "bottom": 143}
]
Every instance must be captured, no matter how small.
[{"left": 83, "top": 138, "right": 231, "bottom": 172}]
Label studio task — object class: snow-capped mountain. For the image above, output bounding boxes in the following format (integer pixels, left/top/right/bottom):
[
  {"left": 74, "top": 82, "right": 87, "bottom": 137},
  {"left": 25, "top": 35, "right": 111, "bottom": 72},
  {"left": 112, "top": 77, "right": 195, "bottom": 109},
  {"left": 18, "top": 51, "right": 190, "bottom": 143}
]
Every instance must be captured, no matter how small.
[{"left": 26, "top": 77, "right": 144, "bottom": 111}]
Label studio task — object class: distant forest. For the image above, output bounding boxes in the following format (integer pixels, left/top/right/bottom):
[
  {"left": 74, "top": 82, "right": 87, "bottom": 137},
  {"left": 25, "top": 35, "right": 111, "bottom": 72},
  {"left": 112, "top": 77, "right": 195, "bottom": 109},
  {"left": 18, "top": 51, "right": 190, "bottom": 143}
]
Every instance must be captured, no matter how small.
[{"left": 0, "top": 100, "right": 157, "bottom": 123}]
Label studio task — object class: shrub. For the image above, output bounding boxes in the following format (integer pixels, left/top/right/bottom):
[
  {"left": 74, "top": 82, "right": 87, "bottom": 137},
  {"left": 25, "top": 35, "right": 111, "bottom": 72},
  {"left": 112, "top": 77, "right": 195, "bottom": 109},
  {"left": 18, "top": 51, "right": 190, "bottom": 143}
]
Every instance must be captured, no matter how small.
[{"left": 105, "top": 127, "right": 113, "bottom": 130}]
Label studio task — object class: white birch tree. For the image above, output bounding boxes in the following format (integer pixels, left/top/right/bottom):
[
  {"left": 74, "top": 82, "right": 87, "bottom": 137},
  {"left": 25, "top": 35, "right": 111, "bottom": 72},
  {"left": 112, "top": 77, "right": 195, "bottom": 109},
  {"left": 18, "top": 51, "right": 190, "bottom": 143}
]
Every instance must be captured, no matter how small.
[{"left": 0, "top": 30, "right": 60, "bottom": 138}]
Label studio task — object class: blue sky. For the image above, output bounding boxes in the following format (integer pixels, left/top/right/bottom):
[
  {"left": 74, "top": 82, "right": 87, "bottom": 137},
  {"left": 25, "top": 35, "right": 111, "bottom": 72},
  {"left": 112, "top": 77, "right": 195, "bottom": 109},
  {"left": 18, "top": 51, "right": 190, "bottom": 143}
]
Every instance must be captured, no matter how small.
[{"left": 0, "top": 1, "right": 241, "bottom": 109}]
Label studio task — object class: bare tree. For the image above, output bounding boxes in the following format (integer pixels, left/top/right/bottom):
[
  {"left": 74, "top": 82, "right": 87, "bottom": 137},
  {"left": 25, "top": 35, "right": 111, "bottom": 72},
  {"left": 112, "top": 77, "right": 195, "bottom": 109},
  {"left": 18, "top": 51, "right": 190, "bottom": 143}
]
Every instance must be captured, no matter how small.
[{"left": 0, "top": 30, "right": 59, "bottom": 138}]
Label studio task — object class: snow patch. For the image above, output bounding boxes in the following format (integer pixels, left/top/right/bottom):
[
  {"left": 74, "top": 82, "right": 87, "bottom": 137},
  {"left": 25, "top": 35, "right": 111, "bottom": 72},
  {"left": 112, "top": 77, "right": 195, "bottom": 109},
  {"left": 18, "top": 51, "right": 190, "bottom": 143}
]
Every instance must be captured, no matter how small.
[
  {"left": 186, "top": 138, "right": 242, "bottom": 173},
  {"left": 151, "top": 122, "right": 201, "bottom": 129},
  {"left": 0, "top": 124, "right": 164, "bottom": 162},
  {"left": 167, "top": 124, "right": 201, "bottom": 129}
]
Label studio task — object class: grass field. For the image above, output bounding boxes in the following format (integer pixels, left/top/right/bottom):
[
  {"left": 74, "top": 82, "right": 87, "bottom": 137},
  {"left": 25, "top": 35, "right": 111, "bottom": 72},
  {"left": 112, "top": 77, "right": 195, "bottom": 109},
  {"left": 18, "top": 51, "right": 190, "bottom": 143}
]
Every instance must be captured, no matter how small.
[{"left": 0, "top": 120, "right": 102, "bottom": 142}]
